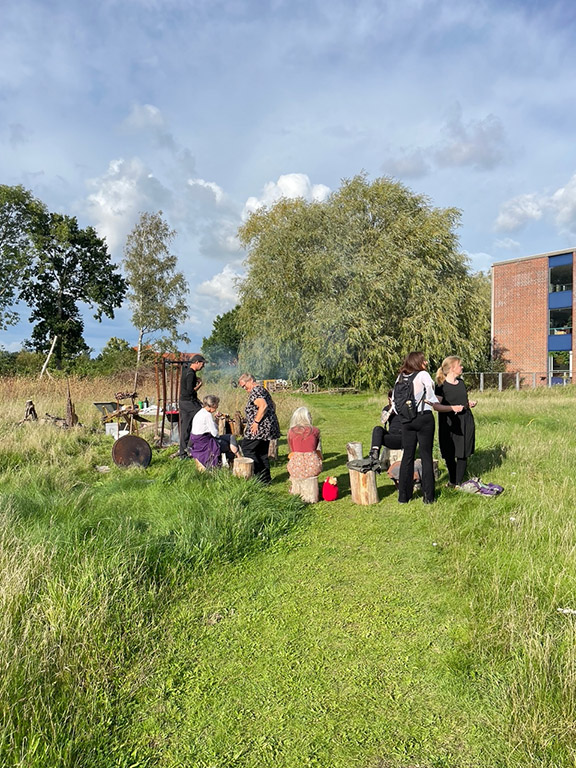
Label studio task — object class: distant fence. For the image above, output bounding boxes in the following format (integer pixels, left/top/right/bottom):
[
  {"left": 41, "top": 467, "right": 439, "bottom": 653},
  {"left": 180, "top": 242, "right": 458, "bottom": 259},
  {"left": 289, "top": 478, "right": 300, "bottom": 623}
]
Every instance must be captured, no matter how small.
[{"left": 467, "top": 371, "right": 573, "bottom": 391}]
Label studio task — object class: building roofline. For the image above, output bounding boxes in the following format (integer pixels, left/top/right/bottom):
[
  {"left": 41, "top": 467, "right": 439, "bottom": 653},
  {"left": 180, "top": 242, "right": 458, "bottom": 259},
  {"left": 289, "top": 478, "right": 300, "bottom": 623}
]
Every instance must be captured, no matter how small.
[{"left": 492, "top": 247, "right": 576, "bottom": 268}]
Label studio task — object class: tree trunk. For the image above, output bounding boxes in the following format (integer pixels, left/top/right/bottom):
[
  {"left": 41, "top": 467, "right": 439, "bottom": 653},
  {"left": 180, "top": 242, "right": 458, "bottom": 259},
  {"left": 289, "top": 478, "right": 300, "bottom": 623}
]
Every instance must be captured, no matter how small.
[
  {"left": 290, "top": 476, "right": 319, "bottom": 503},
  {"left": 346, "top": 441, "right": 379, "bottom": 505},
  {"left": 133, "top": 327, "right": 144, "bottom": 392},
  {"left": 233, "top": 457, "right": 254, "bottom": 479}
]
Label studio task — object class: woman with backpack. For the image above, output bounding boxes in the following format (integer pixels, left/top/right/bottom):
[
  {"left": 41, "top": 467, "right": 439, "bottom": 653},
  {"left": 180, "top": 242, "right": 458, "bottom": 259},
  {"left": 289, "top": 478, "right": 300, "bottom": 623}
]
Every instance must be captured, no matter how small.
[
  {"left": 435, "top": 356, "right": 477, "bottom": 488},
  {"left": 393, "top": 351, "right": 463, "bottom": 504}
]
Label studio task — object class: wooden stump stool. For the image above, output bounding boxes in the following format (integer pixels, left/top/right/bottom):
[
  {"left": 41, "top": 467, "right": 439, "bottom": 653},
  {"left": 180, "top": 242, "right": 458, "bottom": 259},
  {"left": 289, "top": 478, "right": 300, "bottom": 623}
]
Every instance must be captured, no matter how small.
[
  {"left": 290, "top": 476, "right": 319, "bottom": 503},
  {"left": 233, "top": 456, "right": 254, "bottom": 479},
  {"left": 346, "top": 441, "right": 379, "bottom": 505},
  {"left": 381, "top": 447, "right": 404, "bottom": 470}
]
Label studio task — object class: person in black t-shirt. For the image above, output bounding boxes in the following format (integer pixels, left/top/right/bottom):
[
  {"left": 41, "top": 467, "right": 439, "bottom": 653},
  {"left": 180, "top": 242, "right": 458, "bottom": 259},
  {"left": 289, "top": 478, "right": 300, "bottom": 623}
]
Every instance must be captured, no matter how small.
[
  {"left": 435, "top": 356, "right": 477, "bottom": 487},
  {"left": 178, "top": 354, "right": 205, "bottom": 458}
]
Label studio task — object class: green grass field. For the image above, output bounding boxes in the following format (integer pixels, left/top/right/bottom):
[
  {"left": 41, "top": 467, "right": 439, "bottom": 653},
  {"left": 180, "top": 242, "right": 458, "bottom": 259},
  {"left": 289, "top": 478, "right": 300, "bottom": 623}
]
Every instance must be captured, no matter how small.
[{"left": 1, "top": 380, "right": 576, "bottom": 767}]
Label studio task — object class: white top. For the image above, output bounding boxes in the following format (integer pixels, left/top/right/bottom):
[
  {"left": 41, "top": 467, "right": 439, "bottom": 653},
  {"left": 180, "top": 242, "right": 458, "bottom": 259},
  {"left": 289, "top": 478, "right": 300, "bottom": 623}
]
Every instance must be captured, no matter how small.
[
  {"left": 393, "top": 370, "right": 439, "bottom": 414},
  {"left": 413, "top": 370, "right": 439, "bottom": 413},
  {"left": 191, "top": 407, "right": 217, "bottom": 437}
]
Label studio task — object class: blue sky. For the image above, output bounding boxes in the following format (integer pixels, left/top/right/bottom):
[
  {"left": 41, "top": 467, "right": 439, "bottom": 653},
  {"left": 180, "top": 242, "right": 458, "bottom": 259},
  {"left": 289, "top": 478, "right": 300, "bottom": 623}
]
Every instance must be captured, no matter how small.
[{"left": 2, "top": 0, "right": 576, "bottom": 355}]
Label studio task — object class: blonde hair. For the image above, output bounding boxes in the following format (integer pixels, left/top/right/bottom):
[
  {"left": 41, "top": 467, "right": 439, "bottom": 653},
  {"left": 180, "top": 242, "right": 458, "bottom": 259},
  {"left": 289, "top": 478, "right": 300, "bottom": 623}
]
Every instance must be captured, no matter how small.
[
  {"left": 436, "top": 356, "right": 461, "bottom": 385},
  {"left": 289, "top": 406, "right": 313, "bottom": 430}
]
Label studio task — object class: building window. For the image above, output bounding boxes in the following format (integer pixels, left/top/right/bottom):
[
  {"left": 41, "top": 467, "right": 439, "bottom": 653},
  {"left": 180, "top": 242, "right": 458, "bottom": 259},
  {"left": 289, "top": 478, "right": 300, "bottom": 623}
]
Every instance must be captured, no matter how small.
[
  {"left": 549, "top": 307, "right": 572, "bottom": 335},
  {"left": 549, "top": 263, "right": 573, "bottom": 292},
  {"left": 549, "top": 352, "right": 572, "bottom": 383}
]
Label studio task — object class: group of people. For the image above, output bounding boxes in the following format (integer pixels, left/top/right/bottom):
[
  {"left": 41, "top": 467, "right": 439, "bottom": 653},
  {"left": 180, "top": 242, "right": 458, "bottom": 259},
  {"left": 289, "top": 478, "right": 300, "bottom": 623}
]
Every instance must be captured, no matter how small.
[{"left": 177, "top": 350, "right": 477, "bottom": 503}]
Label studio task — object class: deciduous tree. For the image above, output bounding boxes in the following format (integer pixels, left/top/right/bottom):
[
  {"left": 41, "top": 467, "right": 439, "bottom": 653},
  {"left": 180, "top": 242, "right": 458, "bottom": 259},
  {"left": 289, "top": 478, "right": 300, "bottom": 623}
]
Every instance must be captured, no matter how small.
[
  {"left": 0, "top": 185, "right": 47, "bottom": 330},
  {"left": 237, "top": 174, "right": 491, "bottom": 388},
  {"left": 19, "top": 213, "right": 126, "bottom": 368},
  {"left": 202, "top": 306, "right": 241, "bottom": 365},
  {"left": 123, "top": 212, "right": 190, "bottom": 373}
]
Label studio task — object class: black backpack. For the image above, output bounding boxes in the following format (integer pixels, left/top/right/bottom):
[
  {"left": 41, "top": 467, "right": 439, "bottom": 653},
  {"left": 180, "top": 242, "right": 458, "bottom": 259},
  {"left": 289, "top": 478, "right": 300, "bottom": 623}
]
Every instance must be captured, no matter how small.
[{"left": 393, "top": 372, "right": 425, "bottom": 424}]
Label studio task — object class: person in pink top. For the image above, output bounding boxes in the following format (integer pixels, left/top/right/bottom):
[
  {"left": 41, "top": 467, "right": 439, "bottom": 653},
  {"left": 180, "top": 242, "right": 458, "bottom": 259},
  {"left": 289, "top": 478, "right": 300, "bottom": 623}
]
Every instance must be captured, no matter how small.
[{"left": 287, "top": 407, "right": 323, "bottom": 486}]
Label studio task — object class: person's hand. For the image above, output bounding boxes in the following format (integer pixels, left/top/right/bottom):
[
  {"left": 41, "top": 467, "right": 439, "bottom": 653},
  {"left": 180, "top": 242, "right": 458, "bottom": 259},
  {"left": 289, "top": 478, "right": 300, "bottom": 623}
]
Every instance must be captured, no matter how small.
[
  {"left": 194, "top": 379, "right": 203, "bottom": 391},
  {"left": 250, "top": 422, "right": 259, "bottom": 435},
  {"left": 469, "top": 400, "right": 477, "bottom": 408},
  {"left": 452, "top": 405, "right": 464, "bottom": 413}
]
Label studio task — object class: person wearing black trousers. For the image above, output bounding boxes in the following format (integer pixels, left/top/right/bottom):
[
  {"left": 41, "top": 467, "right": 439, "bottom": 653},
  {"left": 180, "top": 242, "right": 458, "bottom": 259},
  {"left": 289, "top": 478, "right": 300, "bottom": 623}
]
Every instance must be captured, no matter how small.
[
  {"left": 435, "top": 356, "right": 477, "bottom": 487},
  {"left": 178, "top": 354, "right": 205, "bottom": 458},
  {"left": 368, "top": 390, "right": 403, "bottom": 461},
  {"left": 393, "top": 351, "right": 463, "bottom": 504},
  {"left": 238, "top": 373, "right": 280, "bottom": 484}
]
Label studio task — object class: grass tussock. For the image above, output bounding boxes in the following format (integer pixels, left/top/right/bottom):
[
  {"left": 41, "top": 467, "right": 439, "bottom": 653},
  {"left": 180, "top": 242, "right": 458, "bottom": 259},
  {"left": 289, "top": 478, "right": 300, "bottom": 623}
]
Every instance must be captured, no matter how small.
[{"left": 0, "top": 395, "right": 308, "bottom": 767}]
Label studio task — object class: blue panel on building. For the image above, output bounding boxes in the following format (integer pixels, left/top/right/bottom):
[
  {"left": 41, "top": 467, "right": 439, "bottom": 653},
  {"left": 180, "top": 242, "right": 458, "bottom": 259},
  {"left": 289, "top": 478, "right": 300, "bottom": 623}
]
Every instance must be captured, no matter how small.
[
  {"left": 549, "top": 290, "right": 573, "bottom": 309},
  {"left": 548, "top": 334, "right": 572, "bottom": 351},
  {"left": 549, "top": 253, "right": 573, "bottom": 267}
]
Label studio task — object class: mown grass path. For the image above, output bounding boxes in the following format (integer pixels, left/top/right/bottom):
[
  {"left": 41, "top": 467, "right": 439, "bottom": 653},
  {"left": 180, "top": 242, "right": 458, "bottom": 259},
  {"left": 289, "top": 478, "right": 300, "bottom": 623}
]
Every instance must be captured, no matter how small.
[{"left": 137, "top": 394, "right": 510, "bottom": 768}]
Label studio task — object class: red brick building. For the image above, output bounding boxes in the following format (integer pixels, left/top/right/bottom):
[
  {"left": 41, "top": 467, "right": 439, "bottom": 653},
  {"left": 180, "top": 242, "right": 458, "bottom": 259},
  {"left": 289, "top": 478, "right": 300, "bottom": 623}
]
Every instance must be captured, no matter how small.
[{"left": 492, "top": 249, "right": 575, "bottom": 379}]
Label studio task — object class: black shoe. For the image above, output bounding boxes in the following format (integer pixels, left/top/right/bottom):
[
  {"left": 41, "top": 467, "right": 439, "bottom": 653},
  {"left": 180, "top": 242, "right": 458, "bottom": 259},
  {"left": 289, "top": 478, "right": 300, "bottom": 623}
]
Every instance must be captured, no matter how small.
[
  {"left": 369, "top": 448, "right": 380, "bottom": 461},
  {"left": 423, "top": 497, "right": 435, "bottom": 504}
]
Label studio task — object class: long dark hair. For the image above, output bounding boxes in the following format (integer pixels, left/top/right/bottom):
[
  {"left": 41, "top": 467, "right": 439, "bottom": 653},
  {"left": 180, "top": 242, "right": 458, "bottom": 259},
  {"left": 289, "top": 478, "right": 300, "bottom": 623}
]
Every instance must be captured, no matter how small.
[{"left": 399, "top": 351, "right": 426, "bottom": 375}]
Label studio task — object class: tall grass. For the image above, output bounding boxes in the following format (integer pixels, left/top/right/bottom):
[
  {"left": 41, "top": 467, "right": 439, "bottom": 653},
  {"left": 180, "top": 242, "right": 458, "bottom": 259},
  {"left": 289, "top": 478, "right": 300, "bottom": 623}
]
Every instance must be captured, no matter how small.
[{"left": 0, "top": 384, "right": 307, "bottom": 768}]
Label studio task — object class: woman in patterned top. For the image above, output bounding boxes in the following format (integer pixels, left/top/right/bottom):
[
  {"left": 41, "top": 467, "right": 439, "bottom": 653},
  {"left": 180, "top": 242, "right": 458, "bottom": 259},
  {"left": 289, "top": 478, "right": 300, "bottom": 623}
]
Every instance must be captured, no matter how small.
[{"left": 238, "top": 373, "right": 281, "bottom": 484}]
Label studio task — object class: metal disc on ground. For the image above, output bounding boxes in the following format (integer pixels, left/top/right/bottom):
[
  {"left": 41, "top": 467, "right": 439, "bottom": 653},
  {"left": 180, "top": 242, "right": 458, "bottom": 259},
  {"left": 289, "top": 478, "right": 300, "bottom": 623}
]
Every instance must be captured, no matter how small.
[{"left": 112, "top": 435, "right": 152, "bottom": 468}]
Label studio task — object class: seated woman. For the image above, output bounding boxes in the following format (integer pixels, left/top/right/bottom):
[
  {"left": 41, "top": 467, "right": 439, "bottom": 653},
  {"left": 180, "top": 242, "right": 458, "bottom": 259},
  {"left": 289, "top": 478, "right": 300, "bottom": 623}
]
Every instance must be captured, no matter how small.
[
  {"left": 368, "top": 389, "right": 403, "bottom": 461},
  {"left": 189, "top": 394, "right": 239, "bottom": 468},
  {"left": 286, "top": 407, "right": 323, "bottom": 488}
]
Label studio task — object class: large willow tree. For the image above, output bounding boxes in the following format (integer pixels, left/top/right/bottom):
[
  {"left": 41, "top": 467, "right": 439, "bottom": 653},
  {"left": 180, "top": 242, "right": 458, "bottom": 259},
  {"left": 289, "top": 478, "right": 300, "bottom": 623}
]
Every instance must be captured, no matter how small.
[{"left": 237, "top": 174, "right": 490, "bottom": 389}]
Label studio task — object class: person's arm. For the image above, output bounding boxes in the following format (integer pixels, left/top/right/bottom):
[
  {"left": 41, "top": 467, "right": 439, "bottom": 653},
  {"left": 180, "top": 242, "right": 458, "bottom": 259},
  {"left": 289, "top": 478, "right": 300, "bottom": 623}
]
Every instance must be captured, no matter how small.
[
  {"left": 250, "top": 397, "right": 267, "bottom": 435},
  {"left": 432, "top": 402, "right": 464, "bottom": 413}
]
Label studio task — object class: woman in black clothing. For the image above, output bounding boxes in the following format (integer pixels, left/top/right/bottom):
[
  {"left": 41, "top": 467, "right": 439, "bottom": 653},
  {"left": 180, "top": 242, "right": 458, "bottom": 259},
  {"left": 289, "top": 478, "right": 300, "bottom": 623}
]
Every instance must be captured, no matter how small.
[
  {"left": 369, "top": 390, "right": 402, "bottom": 461},
  {"left": 435, "top": 356, "right": 477, "bottom": 487}
]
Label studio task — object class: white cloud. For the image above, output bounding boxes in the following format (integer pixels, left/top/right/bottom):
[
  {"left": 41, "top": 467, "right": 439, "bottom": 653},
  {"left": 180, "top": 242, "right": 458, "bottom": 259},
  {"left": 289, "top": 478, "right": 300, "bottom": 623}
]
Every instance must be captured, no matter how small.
[
  {"left": 242, "top": 173, "right": 331, "bottom": 219},
  {"left": 187, "top": 178, "right": 225, "bottom": 204},
  {"left": 122, "top": 103, "right": 179, "bottom": 152},
  {"left": 551, "top": 175, "right": 576, "bottom": 234},
  {"left": 197, "top": 263, "right": 242, "bottom": 306},
  {"left": 494, "top": 173, "right": 576, "bottom": 238},
  {"left": 494, "top": 237, "right": 521, "bottom": 250},
  {"left": 464, "top": 250, "right": 493, "bottom": 272},
  {"left": 434, "top": 106, "right": 507, "bottom": 171},
  {"left": 383, "top": 148, "right": 431, "bottom": 179},
  {"left": 494, "top": 193, "right": 544, "bottom": 233},
  {"left": 86, "top": 157, "right": 172, "bottom": 252}
]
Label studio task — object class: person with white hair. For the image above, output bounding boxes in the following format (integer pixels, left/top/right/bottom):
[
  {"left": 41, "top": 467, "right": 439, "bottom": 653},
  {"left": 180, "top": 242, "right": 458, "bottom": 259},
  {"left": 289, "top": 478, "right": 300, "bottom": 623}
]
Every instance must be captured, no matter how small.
[{"left": 286, "top": 406, "right": 322, "bottom": 484}]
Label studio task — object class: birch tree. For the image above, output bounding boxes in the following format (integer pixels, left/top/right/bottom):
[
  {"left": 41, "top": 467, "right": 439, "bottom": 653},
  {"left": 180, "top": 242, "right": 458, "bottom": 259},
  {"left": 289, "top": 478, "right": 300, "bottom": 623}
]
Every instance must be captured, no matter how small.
[{"left": 123, "top": 211, "right": 190, "bottom": 379}]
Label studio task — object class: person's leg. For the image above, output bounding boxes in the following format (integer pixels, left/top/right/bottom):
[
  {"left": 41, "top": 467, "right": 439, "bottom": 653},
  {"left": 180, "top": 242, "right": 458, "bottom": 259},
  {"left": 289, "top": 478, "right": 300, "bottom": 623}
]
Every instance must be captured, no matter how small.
[
  {"left": 382, "top": 433, "right": 403, "bottom": 450},
  {"left": 417, "top": 413, "right": 436, "bottom": 502},
  {"left": 241, "top": 438, "right": 271, "bottom": 482},
  {"left": 369, "top": 426, "right": 385, "bottom": 459},
  {"left": 255, "top": 440, "right": 272, "bottom": 483},
  {"left": 398, "top": 424, "right": 418, "bottom": 502},
  {"left": 455, "top": 457, "right": 467, "bottom": 486},
  {"left": 178, "top": 402, "right": 196, "bottom": 457}
]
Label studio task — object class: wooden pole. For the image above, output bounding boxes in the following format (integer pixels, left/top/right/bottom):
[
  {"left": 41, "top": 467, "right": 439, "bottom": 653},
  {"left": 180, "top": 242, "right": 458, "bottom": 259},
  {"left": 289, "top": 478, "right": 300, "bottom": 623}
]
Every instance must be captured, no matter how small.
[
  {"left": 155, "top": 357, "right": 161, "bottom": 439},
  {"left": 346, "top": 441, "right": 379, "bottom": 505},
  {"left": 233, "top": 457, "right": 254, "bottom": 479},
  {"left": 160, "top": 359, "right": 168, "bottom": 448},
  {"left": 39, "top": 336, "right": 58, "bottom": 379}
]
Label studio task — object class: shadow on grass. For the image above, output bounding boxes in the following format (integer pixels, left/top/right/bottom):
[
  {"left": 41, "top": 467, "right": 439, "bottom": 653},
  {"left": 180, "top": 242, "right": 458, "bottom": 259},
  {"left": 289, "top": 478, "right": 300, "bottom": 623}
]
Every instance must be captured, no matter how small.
[{"left": 470, "top": 443, "right": 508, "bottom": 476}]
